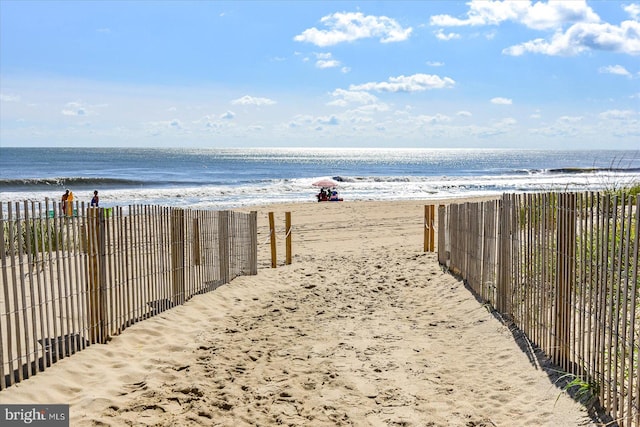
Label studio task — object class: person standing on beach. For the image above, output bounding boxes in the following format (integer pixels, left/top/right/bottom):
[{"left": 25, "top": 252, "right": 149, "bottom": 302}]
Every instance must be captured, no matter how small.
[
  {"left": 61, "top": 189, "right": 70, "bottom": 215},
  {"left": 91, "top": 190, "right": 99, "bottom": 207},
  {"left": 66, "top": 191, "right": 74, "bottom": 216}
]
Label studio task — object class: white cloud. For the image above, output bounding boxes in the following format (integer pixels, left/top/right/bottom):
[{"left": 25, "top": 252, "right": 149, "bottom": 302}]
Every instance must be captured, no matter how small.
[
  {"left": 434, "top": 29, "right": 461, "bottom": 41},
  {"left": 426, "top": 61, "right": 445, "bottom": 67},
  {"left": 599, "top": 109, "right": 637, "bottom": 120},
  {"left": 484, "top": 29, "right": 498, "bottom": 40},
  {"left": 145, "top": 119, "right": 185, "bottom": 134},
  {"left": 286, "top": 114, "right": 321, "bottom": 130},
  {"left": 599, "top": 64, "right": 632, "bottom": 77},
  {"left": 317, "top": 60, "right": 340, "bottom": 68},
  {"left": 328, "top": 88, "right": 379, "bottom": 107},
  {"left": 349, "top": 103, "right": 390, "bottom": 114},
  {"left": 285, "top": 113, "right": 342, "bottom": 130},
  {"left": 491, "top": 97, "right": 512, "bottom": 105},
  {"left": 503, "top": 21, "right": 640, "bottom": 56},
  {"left": 457, "top": 110, "right": 472, "bottom": 117},
  {"left": 294, "top": 12, "right": 412, "bottom": 46},
  {"left": 220, "top": 111, "right": 235, "bottom": 120},
  {"left": 519, "top": 1, "right": 600, "bottom": 31},
  {"left": 315, "top": 52, "right": 341, "bottom": 68},
  {"left": 495, "top": 117, "right": 517, "bottom": 127},
  {"left": 502, "top": 35, "right": 575, "bottom": 56},
  {"left": 431, "top": 1, "right": 639, "bottom": 57},
  {"left": 317, "top": 115, "right": 340, "bottom": 125},
  {"left": 558, "top": 115, "right": 583, "bottom": 123},
  {"left": 231, "top": 95, "right": 276, "bottom": 106},
  {"left": 430, "top": 0, "right": 600, "bottom": 31},
  {"left": 349, "top": 73, "right": 455, "bottom": 93},
  {"left": 416, "top": 113, "right": 453, "bottom": 124},
  {"left": 62, "top": 101, "right": 88, "bottom": 116},
  {"left": 625, "top": 4, "right": 640, "bottom": 20}
]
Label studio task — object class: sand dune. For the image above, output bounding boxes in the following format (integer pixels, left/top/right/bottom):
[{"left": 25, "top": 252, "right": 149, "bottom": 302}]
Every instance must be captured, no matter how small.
[{"left": 0, "top": 200, "right": 596, "bottom": 426}]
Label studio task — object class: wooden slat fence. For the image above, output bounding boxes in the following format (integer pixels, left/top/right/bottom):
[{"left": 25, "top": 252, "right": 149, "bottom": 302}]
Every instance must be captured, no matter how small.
[
  {"left": 0, "top": 200, "right": 257, "bottom": 390},
  {"left": 438, "top": 192, "right": 639, "bottom": 426}
]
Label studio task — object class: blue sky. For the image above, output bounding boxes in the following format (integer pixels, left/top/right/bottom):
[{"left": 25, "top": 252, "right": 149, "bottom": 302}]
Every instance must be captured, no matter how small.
[{"left": 1, "top": 1, "right": 638, "bottom": 149}]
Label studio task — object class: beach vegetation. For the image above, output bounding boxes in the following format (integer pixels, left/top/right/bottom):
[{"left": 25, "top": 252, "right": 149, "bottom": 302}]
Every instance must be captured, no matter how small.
[
  {"left": 588, "top": 153, "right": 640, "bottom": 196},
  {"left": 577, "top": 193, "right": 638, "bottom": 292},
  {"left": 517, "top": 192, "right": 557, "bottom": 228},
  {"left": 481, "top": 301, "right": 494, "bottom": 313},
  {"left": 605, "top": 182, "right": 640, "bottom": 199},
  {"left": 554, "top": 371, "right": 600, "bottom": 409},
  {"left": 3, "top": 217, "right": 65, "bottom": 257},
  {"left": 25, "top": 218, "right": 66, "bottom": 254}
]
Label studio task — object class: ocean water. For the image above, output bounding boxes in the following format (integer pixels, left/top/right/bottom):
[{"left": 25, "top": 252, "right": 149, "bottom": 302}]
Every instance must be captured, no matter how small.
[{"left": 1, "top": 147, "right": 639, "bottom": 210}]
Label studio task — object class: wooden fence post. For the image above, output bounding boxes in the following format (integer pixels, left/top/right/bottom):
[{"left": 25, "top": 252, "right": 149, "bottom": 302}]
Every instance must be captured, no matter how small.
[
  {"left": 269, "top": 212, "right": 277, "bottom": 268},
  {"left": 171, "top": 208, "right": 185, "bottom": 305},
  {"left": 218, "top": 210, "right": 230, "bottom": 284},
  {"left": 87, "top": 207, "right": 97, "bottom": 344},
  {"left": 249, "top": 211, "right": 258, "bottom": 275},
  {"left": 98, "top": 207, "right": 108, "bottom": 344},
  {"left": 496, "top": 195, "right": 510, "bottom": 314},
  {"left": 285, "top": 212, "right": 292, "bottom": 265},
  {"left": 628, "top": 195, "right": 639, "bottom": 427},
  {"left": 448, "top": 204, "right": 459, "bottom": 275},
  {"left": 192, "top": 217, "right": 201, "bottom": 266},
  {"left": 424, "top": 205, "right": 429, "bottom": 252},
  {"left": 555, "top": 193, "right": 575, "bottom": 369},
  {"left": 424, "top": 205, "right": 435, "bottom": 252},
  {"left": 87, "top": 207, "right": 107, "bottom": 344},
  {"left": 481, "top": 200, "right": 498, "bottom": 306},
  {"left": 437, "top": 205, "right": 446, "bottom": 264}
]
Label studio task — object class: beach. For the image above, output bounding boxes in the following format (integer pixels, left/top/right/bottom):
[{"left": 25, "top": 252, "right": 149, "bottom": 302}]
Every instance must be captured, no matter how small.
[{"left": 0, "top": 199, "right": 597, "bottom": 426}]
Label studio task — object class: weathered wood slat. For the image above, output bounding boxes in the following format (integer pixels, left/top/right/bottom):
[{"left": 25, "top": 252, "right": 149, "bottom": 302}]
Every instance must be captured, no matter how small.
[
  {"left": 11, "top": 203, "right": 26, "bottom": 382},
  {"left": 0, "top": 203, "right": 11, "bottom": 389}
]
